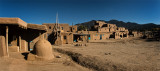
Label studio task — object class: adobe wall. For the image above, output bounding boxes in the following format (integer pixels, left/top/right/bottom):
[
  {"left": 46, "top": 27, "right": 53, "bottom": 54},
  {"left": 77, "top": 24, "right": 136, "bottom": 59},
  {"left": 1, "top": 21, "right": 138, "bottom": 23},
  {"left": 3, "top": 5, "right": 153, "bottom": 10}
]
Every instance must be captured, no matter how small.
[
  {"left": 43, "top": 23, "right": 72, "bottom": 33},
  {"left": 109, "top": 28, "right": 116, "bottom": 32},
  {"left": 11, "top": 39, "right": 17, "bottom": 46},
  {"left": 9, "top": 35, "right": 29, "bottom": 52},
  {"left": 92, "top": 34, "right": 100, "bottom": 40},
  {"left": 21, "top": 40, "right": 28, "bottom": 52},
  {"left": 82, "top": 36, "right": 88, "bottom": 42},
  {"left": 132, "top": 31, "right": 143, "bottom": 37},
  {"left": 90, "top": 33, "right": 111, "bottom": 40},
  {"left": 21, "top": 28, "right": 46, "bottom": 50},
  {"left": 114, "top": 32, "right": 129, "bottom": 39},
  {"left": 103, "top": 34, "right": 111, "bottom": 39},
  {"left": 115, "top": 32, "right": 123, "bottom": 39},
  {"left": 94, "top": 21, "right": 105, "bottom": 29},
  {"left": 6, "top": 26, "right": 29, "bottom": 52},
  {"left": 96, "top": 21, "right": 106, "bottom": 27},
  {"left": 78, "top": 31, "right": 97, "bottom": 34},
  {"left": 98, "top": 27, "right": 117, "bottom": 33},
  {"left": 69, "top": 25, "right": 77, "bottom": 33},
  {"left": 60, "top": 24, "right": 70, "bottom": 32},
  {"left": 61, "top": 34, "right": 67, "bottom": 44},
  {"left": 107, "top": 24, "right": 117, "bottom": 28},
  {"left": 98, "top": 27, "right": 109, "bottom": 33},
  {"left": 0, "top": 35, "right": 7, "bottom": 57},
  {"left": 78, "top": 31, "right": 89, "bottom": 34},
  {"left": 43, "top": 24, "right": 56, "bottom": 34},
  {"left": 96, "top": 23, "right": 118, "bottom": 33},
  {"left": 31, "top": 33, "right": 45, "bottom": 43},
  {"left": 61, "top": 33, "right": 73, "bottom": 44},
  {"left": 117, "top": 27, "right": 126, "bottom": 31},
  {"left": 55, "top": 36, "right": 63, "bottom": 45},
  {"left": 67, "top": 33, "right": 73, "bottom": 44},
  {"left": 73, "top": 25, "right": 77, "bottom": 32},
  {"left": 28, "top": 33, "right": 45, "bottom": 49}
]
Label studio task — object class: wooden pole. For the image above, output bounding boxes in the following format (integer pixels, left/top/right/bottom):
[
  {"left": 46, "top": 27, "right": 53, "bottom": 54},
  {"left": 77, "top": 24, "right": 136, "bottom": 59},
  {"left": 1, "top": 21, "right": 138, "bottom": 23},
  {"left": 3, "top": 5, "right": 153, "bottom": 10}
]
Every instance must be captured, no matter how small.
[
  {"left": 6, "top": 26, "right": 9, "bottom": 56},
  {"left": 42, "top": 34, "right": 44, "bottom": 40},
  {"left": 40, "top": 33, "right": 44, "bottom": 40},
  {"left": 122, "top": 34, "right": 124, "bottom": 38},
  {"left": 39, "top": 32, "right": 42, "bottom": 39},
  {"left": 19, "top": 36, "right": 21, "bottom": 52},
  {"left": 72, "top": 23, "right": 73, "bottom": 32},
  {"left": 56, "top": 13, "right": 58, "bottom": 39}
]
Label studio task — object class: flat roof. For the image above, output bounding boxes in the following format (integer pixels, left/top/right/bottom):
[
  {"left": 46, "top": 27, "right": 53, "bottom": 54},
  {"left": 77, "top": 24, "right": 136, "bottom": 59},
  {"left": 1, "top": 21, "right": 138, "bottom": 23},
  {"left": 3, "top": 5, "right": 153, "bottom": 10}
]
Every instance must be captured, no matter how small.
[
  {"left": 73, "top": 33, "right": 90, "bottom": 36},
  {"left": 0, "top": 18, "right": 47, "bottom": 31},
  {"left": 27, "top": 24, "right": 47, "bottom": 31},
  {"left": 0, "top": 18, "right": 27, "bottom": 28}
]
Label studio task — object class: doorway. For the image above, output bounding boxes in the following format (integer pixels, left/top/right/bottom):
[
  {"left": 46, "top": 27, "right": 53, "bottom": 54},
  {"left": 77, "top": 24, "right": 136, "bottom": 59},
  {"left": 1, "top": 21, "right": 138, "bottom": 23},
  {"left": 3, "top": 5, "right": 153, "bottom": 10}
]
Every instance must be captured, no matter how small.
[{"left": 100, "top": 34, "right": 102, "bottom": 40}]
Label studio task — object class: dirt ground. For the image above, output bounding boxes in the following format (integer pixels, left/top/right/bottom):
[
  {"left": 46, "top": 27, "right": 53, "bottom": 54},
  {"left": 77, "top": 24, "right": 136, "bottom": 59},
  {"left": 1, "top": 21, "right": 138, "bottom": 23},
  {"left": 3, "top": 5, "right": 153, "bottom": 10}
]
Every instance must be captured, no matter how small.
[
  {"left": 0, "top": 37, "right": 159, "bottom": 71},
  {"left": 54, "top": 38, "right": 160, "bottom": 71},
  {"left": 0, "top": 51, "right": 92, "bottom": 71}
]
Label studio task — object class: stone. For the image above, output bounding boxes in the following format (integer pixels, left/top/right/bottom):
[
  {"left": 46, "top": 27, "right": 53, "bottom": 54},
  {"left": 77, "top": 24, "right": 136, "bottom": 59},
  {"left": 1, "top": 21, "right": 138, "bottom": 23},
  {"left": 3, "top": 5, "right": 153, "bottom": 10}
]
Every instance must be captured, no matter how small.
[{"left": 56, "top": 55, "right": 61, "bottom": 58}]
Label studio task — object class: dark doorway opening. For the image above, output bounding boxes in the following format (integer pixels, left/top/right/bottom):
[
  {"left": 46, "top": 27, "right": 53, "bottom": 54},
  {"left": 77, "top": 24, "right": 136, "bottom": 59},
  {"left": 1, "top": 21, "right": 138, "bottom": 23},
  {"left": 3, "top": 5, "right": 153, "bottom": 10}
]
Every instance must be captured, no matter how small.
[
  {"left": 120, "top": 35, "right": 122, "bottom": 38},
  {"left": 123, "top": 34, "right": 127, "bottom": 37},
  {"left": 100, "top": 35, "right": 102, "bottom": 40}
]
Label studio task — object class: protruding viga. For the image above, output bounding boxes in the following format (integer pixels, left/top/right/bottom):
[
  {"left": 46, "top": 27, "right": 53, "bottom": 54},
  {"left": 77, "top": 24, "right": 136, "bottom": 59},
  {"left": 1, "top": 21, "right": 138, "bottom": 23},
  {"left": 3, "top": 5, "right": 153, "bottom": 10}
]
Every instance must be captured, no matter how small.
[{"left": 32, "top": 39, "right": 54, "bottom": 60}]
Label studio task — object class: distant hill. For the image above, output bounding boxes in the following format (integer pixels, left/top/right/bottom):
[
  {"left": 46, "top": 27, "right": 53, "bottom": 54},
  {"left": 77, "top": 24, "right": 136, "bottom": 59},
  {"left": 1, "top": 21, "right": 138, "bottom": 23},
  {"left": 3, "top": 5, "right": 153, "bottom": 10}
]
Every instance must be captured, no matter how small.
[{"left": 76, "top": 20, "right": 160, "bottom": 31}]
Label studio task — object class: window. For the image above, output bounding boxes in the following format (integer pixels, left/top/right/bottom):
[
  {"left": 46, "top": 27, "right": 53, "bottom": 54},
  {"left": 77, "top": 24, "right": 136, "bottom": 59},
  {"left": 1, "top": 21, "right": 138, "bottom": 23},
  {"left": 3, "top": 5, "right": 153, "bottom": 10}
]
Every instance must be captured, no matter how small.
[
  {"left": 61, "top": 27, "right": 63, "bottom": 30},
  {"left": 49, "top": 26, "right": 51, "bottom": 29},
  {"left": 103, "top": 34, "right": 104, "bottom": 36},
  {"left": 64, "top": 36, "right": 67, "bottom": 39},
  {"left": 73, "top": 28, "right": 74, "bottom": 30}
]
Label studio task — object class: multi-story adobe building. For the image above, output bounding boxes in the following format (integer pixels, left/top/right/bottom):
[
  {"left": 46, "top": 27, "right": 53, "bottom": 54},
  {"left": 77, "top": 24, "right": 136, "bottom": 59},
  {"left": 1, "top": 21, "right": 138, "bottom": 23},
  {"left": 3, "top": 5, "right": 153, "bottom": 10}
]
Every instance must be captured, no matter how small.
[
  {"left": 43, "top": 21, "right": 129, "bottom": 45},
  {"left": 78, "top": 21, "right": 129, "bottom": 40},
  {"left": 42, "top": 23, "right": 77, "bottom": 45}
]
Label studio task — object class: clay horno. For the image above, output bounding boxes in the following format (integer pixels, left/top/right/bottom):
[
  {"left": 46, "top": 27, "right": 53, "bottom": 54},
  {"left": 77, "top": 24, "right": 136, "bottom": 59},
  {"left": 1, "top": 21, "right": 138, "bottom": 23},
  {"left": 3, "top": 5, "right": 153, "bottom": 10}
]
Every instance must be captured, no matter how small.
[{"left": 34, "top": 39, "right": 54, "bottom": 60}]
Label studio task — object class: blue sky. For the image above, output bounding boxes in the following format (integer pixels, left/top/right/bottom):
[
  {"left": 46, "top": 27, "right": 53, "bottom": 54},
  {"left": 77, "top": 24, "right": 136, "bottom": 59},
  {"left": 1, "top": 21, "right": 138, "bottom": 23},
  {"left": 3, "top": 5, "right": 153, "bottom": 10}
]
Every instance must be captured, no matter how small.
[{"left": 0, "top": 0, "right": 160, "bottom": 25}]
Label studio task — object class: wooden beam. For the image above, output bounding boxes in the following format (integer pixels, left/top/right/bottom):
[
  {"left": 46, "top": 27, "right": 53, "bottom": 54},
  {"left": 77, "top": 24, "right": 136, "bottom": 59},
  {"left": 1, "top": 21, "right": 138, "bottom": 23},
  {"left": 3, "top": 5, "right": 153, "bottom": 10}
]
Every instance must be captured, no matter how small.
[{"left": 6, "top": 26, "right": 9, "bottom": 56}]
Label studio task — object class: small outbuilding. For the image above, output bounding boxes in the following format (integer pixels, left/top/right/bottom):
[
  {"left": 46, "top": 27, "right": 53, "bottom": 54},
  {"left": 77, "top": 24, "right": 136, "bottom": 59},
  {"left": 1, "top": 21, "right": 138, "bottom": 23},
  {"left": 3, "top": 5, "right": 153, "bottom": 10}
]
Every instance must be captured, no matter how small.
[{"left": 0, "top": 18, "right": 47, "bottom": 57}]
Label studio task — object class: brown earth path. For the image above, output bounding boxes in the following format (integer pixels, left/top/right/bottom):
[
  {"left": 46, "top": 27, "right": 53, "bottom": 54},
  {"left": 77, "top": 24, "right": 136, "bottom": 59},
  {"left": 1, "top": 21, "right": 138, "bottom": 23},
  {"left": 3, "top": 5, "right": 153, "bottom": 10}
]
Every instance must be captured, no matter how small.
[{"left": 0, "top": 51, "right": 92, "bottom": 71}]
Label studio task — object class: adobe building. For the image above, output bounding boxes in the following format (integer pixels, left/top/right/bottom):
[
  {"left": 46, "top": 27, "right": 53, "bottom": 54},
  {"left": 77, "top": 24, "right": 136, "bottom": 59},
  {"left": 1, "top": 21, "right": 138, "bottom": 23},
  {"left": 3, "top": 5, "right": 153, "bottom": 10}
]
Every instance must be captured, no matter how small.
[
  {"left": 77, "top": 21, "right": 129, "bottom": 41},
  {"left": 43, "top": 21, "right": 129, "bottom": 45},
  {"left": 0, "top": 18, "right": 47, "bottom": 57},
  {"left": 43, "top": 23, "right": 77, "bottom": 45},
  {"left": 130, "top": 31, "right": 143, "bottom": 37}
]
